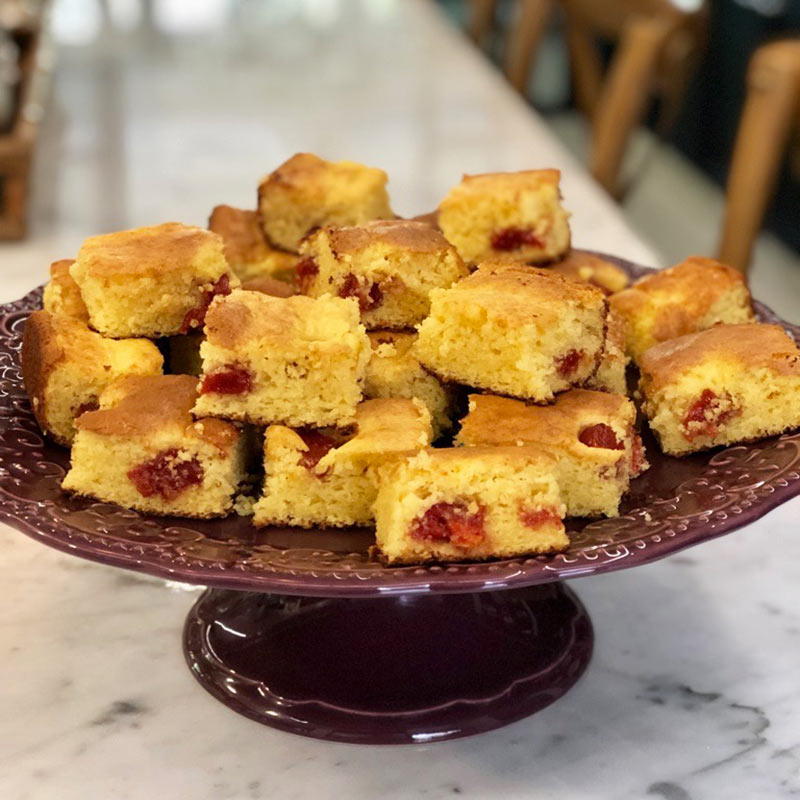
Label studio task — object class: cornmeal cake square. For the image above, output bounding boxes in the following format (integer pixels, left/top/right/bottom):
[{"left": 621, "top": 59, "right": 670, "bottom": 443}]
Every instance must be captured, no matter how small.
[
  {"left": 21, "top": 311, "right": 163, "bottom": 446},
  {"left": 414, "top": 261, "right": 607, "bottom": 402},
  {"left": 63, "top": 375, "right": 244, "bottom": 517},
  {"left": 638, "top": 323, "right": 800, "bottom": 455},
  {"left": 296, "top": 219, "right": 468, "bottom": 329},
  {"left": 252, "top": 398, "right": 431, "bottom": 528},
  {"left": 610, "top": 256, "right": 754, "bottom": 361},
  {"left": 208, "top": 204, "right": 297, "bottom": 282},
  {"left": 586, "top": 311, "right": 629, "bottom": 395},
  {"left": 549, "top": 250, "right": 630, "bottom": 294},
  {"left": 374, "top": 447, "right": 567, "bottom": 565},
  {"left": 365, "top": 330, "right": 457, "bottom": 439},
  {"left": 42, "top": 259, "right": 88, "bottom": 322},
  {"left": 437, "top": 169, "right": 570, "bottom": 264},
  {"left": 70, "top": 222, "right": 240, "bottom": 339},
  {"left": 257, "top": 153, "right": 393, "bottom": 252},
  {"left": 457, "top": 390, "right": 647, "bottom": 518},
  {"left": 193, "top": 290, "right": 370, "bottom": 428}
]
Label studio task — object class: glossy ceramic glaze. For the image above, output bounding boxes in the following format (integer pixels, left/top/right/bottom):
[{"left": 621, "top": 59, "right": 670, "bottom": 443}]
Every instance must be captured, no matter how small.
[{"left": 184, "top": 583, "right": 593, "bottom": 744}]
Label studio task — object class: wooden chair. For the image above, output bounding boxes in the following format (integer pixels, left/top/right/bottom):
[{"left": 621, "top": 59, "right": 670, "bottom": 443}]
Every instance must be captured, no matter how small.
[
  {"left": 466, "top": 0, "right": 709, "bottom": 199},
  {"left": 718, "top": 39, "right": 800, "bottom": 273}
]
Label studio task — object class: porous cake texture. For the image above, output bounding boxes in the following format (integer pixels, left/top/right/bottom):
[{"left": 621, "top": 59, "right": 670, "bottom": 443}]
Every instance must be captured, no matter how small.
[
  {"left": 457, "top": 390, "right": 647, "bottom": 518},
  {"left": 257, "top": 153, "right": 393, "bottom": 252},
  {"left": 365, "top": 330, "right": 456, "bottom": 439},
  {"left": 42, "top": 259, "right": 88, "bottom": 322},
  {"left": 414, "top": 261, "right": 608, "bottom": 402},
  {"left": 374, "top": 447, "right": 567, "bottom": 564},
  {"left": 193, "top": 290, "right": 370, "bottom": 428},
  {"left": 548, "top": 250, "right": 630, "bottom": 294},
  {"left": 586, "top": 311, "right": 629, "bottom": 395},
  {"left": 208, "top": 204, "right": 297, "bottom": 282},
  {"left": 610, "top": 256, "right": 754, "bottom": 361},
  {"left": 297, "top": 219, "right": 468, "bottom": 329},
  {"left": 638, "top": 323, "right": 800, "bottom": 455},
  {"left": 252, "top": 397, "right": 432, "bottom": 528},
  {"left": 21, "top": 310, "right": 163, "bottom": 446},
  {"left": 437, "top": 169, "right": 571, "bottom": 264},
  {"left": 70, "top": 222, "right": 239, "bottom": 339},
  {"left": 62, "top": 375, "right": 246, "bottom": 517}
]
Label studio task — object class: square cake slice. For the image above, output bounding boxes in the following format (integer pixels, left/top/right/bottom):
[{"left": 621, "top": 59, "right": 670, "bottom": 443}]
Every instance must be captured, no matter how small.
[
  {"left": 70, "top": 222, "right": 240, "bottom": 339},
  {"left": 257, "top": 153, "right": 393, "bottom": 252},
  {"left": 437, "top": 169, "right": 570, "bottom": 264},
  {"left": 296, "top": 220, "right": 468, "bottom": 329},
  {"left": 610, "top": 256, "right": 754, "bottom": 361},
  {"left": 638, "top": 323, "right": 800, "bottom": 455},
  {"left": 374, "top": 447, "right": 567, "bottom": 565},
  {"left": 62, "top": 375, "right": 246, "bottom": 517},
  {"left": 456, "top": 390, "right": 647, "bottom": 518},
  {"left": 208, "top": 204, "right": 297, "bottom": 282},
  {"left": 193, "top": 290, "right": 370, "bottom": 427},
  {"left": 21, "top": 310, "right": 163, "bottom": 446},
  {"left": 42, "top": 259, "right": 88, "bottom": 322},
  {"left": 414, "top": 261, "right": 607, "bottom": 402},
  {"left": 365, "top": 330, "right": 457, "bottom": 440},
  {"left": 252, "top": 397, "right": 432, "bottom": 528}
]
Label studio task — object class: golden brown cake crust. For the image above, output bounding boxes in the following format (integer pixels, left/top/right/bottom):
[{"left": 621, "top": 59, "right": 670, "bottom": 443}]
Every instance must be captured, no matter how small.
[
  {"left": 413, "top": 444, "right": 557, "bottom": 468},
  {"left": 639, "top": 323, "right": 800, "bottom": 390},
  {"left": 75, "top": 222, "right": 222, "bottom": 278},
  {"left": 549, "top": 251, "right": 630, "bottom": 293},
  {"left": 241, "top": 275, "right": 296, "bottom": 297},
  {"left": 441, "top": 169, "right": 561, "bottom": 201},
  {"left": 458, "top": 390, "right": 632, "bottom": 448},
  {"left": 50, "top": 258, "right": 76, "bottom": 281},
  {"left": 325, "top": 219, "right": 453, "bottom": 255},
  {"left": 208, "top": 205, "right": 281, "bottom": 266},
  {"left": 203, "top": 290, "right": 323, "bottom": 349},
  {"left": 21, "top": 311, "right": 64, "bottom": 424},
  {"left": 610, "top": 256, "right": 751, "bottom": 342},
  {"left": 76, "top": 375, "right": 238, "bottom": 445}
]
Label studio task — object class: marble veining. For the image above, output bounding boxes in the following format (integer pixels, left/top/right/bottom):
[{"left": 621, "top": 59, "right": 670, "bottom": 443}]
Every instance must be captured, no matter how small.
[{"left": 1, "top": 1, "right": 798, "bottom": 798}]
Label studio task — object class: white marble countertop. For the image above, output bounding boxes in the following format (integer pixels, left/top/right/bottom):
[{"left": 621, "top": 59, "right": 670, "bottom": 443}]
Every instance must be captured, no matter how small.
[{"left": 1, "top": 1, "right": 798, "bottom": 798}]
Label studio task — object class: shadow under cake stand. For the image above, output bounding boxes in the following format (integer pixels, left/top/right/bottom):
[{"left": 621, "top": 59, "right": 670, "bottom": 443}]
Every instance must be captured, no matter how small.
[{"left": 1, "top": 254, "right": 799, "bottom": 745}]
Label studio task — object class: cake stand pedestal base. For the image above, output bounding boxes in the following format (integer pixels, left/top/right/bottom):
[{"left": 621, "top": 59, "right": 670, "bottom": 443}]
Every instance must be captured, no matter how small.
[{"left": 183, "top": 582, "right": 593, "bottom": 744}]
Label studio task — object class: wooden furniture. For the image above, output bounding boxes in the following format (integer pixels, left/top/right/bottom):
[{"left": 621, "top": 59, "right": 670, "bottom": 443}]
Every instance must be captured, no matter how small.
[
  {"left": 0, "top": 15, "right": 47, "bottom": 240},
  {"left": 467, "top": 0, "right": 709, "bottom": 198},
  {"left": 718, "top": 39, "right": 800, "bottom": 273}
]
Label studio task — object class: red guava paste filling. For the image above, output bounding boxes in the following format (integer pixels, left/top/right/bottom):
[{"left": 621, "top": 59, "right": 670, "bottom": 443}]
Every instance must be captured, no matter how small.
[
  {"left": 490, "top": 227, "right": 544, "bottom": 251},
  {"left": 410, "top": 500, "right": 487, "bottom": 548},
  {"left": 579, "top": 423, "right": 624, "bottom": 450},
  {"left": 555, "top": 349, "right": 583, "bottom": 377},
  {"left": 295, "top": 429, "right": 343, "bottom": 476},
  {"left": 74, "top": 398, "right": 99, "bottom": 417},
  {"left": 200, "top": 364, "right": 253, "bottom": 395},
  {"left": 128, "top": 448, "right": 204, "bottom": 501},
  {"left": 294, "top": 257, "right": 319, "bottom": 294},
  {"left": 338, "top": 273, "right": 383, "bottom": 312},
  {"left": 518, "top": 505, "right": 562, "bottom": 529},
  {"left": 682, "top": 389, "right": 739, "bottom": 441},
  {"left": 179, "top": 274, "right": 232, "bottom": 334}
]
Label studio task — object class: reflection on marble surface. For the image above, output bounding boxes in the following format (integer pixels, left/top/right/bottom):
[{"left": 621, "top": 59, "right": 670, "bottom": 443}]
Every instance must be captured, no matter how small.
[{"left": 1, "top": 1, "right": 798, "bottom": 797}]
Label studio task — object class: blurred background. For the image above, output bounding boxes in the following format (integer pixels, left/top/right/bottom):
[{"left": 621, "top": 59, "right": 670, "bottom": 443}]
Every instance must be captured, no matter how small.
[{"left": 1, "top": 0, "right": 798, "bottom": 319}]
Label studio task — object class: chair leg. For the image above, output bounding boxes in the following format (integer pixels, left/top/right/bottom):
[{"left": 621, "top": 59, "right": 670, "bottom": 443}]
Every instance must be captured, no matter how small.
[
  {"left": 588, "top": 16, "right": 673, "bottom": 197},
  {"left": 503, "top": 0, "right": 555, "bottom": 94},
  {"left": 467, "top": 0, "right": 499, "bottom": 47},
  {"left": 565, "top": 24, "right": 603, "bottom": 120},
  {"left": 718, "top": 48, "right": 800, "bottom": 272}
]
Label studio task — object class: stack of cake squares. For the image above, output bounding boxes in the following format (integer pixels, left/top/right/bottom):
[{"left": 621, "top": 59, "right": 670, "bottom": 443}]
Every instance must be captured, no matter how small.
[{"left": 22, "top": 152, "right": 800, "bottom": 566}]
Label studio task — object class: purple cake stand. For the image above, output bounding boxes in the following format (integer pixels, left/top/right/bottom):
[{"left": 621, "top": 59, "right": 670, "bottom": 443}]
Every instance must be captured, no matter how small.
[{"left": 1, "top": 254, "right": 799, "bottom": 745}]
